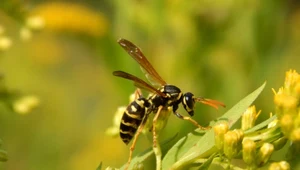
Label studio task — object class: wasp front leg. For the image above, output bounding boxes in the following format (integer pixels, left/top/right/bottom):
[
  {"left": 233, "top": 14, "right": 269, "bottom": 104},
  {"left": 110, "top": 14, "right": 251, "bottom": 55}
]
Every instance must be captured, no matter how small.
[{"left": 173, "top": 111, "right": 211, "bottom": 130}]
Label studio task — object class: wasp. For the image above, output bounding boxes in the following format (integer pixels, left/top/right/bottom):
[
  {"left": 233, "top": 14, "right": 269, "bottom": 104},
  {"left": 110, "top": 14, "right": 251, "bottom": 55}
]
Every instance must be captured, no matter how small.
[{"left": 113, "top": 38, "right": 225, "bottom": 169}]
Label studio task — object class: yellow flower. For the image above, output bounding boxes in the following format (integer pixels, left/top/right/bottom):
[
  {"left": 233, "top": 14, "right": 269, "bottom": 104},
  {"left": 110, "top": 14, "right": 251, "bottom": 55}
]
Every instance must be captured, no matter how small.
[
  {"left": 241, "top": 105, "right": 261, "bottom": 130},
  {"left": 31, "top": 2, "right": 109, "bottom": 37},
  {"left": 269, "top": 161, "right": 290, "bottom": 170},
  {"left": 274, "top": 69, "right": 300, "bottom": 142},
  {"left": 242, "top": 138, "right": 256, "bottom": 166},
  {"left": 223, "top": 129, "right": 244, "bottom": 159},
  {"left": 13, "top": 95, "right": 40, "bottom": 115},
  {"left": 256, "top": 143, "right": 274, "bottom": 167},
  {"left": 105, "top": 106, "right": 126, "bottom": 137},
  {"left": 213, "top": 121, "right": 229, "bottom": 152},
  {"left": 284, "top": 70, "right": 300, "bottom": 96},
  {"left": 0, "top": 36, "right": 12, "bottom": 51}
]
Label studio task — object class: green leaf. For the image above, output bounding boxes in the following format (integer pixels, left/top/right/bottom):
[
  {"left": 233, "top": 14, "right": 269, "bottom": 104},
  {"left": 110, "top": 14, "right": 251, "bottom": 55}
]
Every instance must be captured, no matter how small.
[
  {"left": 163, "top": 82, "right": 266, "bottom": 170},
  {"left": 96, "top": 162, "right": 102, "bottom": 170},
  {"left": 244, "top": 115, "right": 277, "bottom": 134},
  {"left": 198, "top": 152, "right": 217, "bottom": 170}
]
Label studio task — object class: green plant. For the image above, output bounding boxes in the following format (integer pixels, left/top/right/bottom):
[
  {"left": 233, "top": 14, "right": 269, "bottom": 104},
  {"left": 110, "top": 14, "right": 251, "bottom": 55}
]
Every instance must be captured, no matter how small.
[{"left": 105, "top": 70, "right": 300, "bottom": 170}]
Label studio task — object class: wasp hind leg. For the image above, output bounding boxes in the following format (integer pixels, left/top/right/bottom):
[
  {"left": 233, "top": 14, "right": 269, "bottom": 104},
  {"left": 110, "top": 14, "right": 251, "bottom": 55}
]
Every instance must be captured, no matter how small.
[
  {"left": 173, "top": 111, "right": 211, "bottom": 130},
  {"left": 152, "top": 106, "right": 164, "bottom": 170},
  {"left": 133, "top": 88, "right": 143, "bottom": 100},
  {"left": 125, "top": 113, "right": 149, "bottom": 170}
]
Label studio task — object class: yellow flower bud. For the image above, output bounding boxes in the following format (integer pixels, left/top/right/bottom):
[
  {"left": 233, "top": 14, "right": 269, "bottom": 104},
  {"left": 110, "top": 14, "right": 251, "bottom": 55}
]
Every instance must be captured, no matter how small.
[
  {"left": 280, "top": 114, "right": 294, "bottom": 137},
  {"left": 242, "top": 106, "right": 261, "bottom": 130},
  {"left": 267, "top": 117, "right": 278, "bottom": 128},
  {"left": 213, "top": 121, "right": 229, "bottom": 151},
  {"left": 269, "top": 161, "right": 290, "bottom": 170},
  {"left": 256, "top": 143, "right": 274, "bottom": 167},
  {"left": 274, "top": 93, "right": 298, "bottom": 111},
  {"left": 284, "top": 70, "right": 300, "bottom": 95},
  {"left": 279, "top": 161, "right": 291, "bottom": 170},
  {"left": 242, "top": 138, "right": 256, "bottom": 166},
  {"left": 290, "top": 128, "right": 300, "bottom": 142},
  {"left": 223, "top": 130, "right": 243, "bottom": 159}
]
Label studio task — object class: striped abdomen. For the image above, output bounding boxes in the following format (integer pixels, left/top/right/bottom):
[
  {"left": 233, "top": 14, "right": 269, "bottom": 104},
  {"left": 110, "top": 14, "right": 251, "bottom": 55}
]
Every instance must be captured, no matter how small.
[{"left": 120, "top": 98, "right": 150, "bottom": 145}]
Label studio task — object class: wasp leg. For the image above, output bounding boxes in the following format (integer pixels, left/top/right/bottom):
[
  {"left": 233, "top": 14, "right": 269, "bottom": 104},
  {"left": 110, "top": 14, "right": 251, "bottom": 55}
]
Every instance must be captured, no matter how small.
[
  {"left": 133, "top": 88, "right": 143, "bottom": 99},
  {"left": 173, "top": 111, "right": 211, "bottom": 130},
  {"left": 152, "top": 106, "right": 163, "bottom": 170},
  {"left": 125, "top": 113, "right": 149, "bottom": 170}
]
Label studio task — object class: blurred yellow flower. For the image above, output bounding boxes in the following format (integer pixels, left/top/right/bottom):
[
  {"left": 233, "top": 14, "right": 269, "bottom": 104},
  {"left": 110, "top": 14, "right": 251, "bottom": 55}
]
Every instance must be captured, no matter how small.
[
  {"left": 20, "top": 27, "right": 32, "bottom": 41},
  {"left": 26, "top": 15, "right": 45, "bottom": 30},
  {"left": 13, "top": 95, "right": 40, "bottom": 115},
  {"left": 31, "top": 2, "right": 109, "bottom": 37},
  {"left": 0, "top": 36, "right": 12, "bottom": 51},
  {"left": 106, "top": 106, "right": 126, "bottom": 137}
]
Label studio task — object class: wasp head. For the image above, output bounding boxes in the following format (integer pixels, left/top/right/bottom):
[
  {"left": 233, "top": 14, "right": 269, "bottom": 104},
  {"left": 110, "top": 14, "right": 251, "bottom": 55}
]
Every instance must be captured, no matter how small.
[{"left": 182, "top": 92, "right": 195, "bottom": 116}]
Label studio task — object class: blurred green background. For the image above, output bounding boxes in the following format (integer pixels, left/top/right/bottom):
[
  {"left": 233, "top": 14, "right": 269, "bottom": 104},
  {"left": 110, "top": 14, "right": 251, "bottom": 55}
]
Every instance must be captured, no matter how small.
[{"left": 0, "top": 0, "right": 299, "bottom": 169}]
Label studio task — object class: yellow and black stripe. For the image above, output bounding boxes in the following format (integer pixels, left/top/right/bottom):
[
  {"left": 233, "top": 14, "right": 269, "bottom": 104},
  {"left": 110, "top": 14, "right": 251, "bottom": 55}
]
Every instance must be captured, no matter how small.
[{"left": 120, "top": 98, "right": 150, "bottom": 145}]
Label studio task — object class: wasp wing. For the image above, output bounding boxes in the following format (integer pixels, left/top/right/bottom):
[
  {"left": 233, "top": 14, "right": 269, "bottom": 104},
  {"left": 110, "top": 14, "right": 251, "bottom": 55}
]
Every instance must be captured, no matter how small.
[
  {"left": 118, "top": 38, "right": 167, "bottom": 86},
  {"left": 113, "top": 71, "right": 166, "bottom": 97}
]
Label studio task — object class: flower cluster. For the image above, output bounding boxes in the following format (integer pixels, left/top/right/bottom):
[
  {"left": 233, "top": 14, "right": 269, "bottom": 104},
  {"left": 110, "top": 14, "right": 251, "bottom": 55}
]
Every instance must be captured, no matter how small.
[
  {"left": 212, "top": 70, "right": 300, "bottom": 169},
  {"left": 213, "top": 101, "right": 293, "bottom": 170},
  {"left": 214, "top": 119, "right": 286, "bottom": 169},
  {"left": 274, "top": 70, "right": 300, "bottom": 142}
]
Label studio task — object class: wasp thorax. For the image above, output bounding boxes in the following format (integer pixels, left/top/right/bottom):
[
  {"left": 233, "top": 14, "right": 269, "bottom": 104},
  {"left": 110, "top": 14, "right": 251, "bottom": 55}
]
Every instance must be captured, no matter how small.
[
  {"left": 163, "top": 85, "right": 182, "bottom": 105},
  {"left": 182, "top": 92, "right": 195, "bottom": 116}
]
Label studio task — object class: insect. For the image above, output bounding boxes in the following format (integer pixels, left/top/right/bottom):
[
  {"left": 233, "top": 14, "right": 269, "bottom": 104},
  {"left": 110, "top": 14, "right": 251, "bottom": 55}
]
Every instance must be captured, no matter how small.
[{"left": 113, "top": 38, "right": 225, "bottom": 169}]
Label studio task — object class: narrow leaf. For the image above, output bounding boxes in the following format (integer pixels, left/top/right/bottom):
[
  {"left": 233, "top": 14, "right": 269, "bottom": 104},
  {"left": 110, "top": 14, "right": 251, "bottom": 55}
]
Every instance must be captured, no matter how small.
[
  {"left": 198, "top": 152, "right": 217, "bottom": 170},
  {"left": 244, "top": 115, "right": 277, "bottom": 134},
  {"left": 96, "top": 162, "right": 102, "bottom": 170}
]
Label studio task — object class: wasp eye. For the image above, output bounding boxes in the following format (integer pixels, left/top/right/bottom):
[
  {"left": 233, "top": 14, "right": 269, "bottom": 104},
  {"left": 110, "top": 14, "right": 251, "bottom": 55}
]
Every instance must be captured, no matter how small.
[{"left": 183, "top": 92, "right": 195, "bottom": 116}]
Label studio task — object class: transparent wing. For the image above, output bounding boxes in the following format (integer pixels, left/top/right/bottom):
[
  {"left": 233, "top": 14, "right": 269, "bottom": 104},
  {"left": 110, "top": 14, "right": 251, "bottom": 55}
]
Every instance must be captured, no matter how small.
[
  {"left": 140, "top": 67, "right": 162, "bottom": 87},
  {"left": 113, "top": 71, "right": 166, "bottom": 97},
  {"left": 118, "top": 38, "right": 167, "bottom": 86}
]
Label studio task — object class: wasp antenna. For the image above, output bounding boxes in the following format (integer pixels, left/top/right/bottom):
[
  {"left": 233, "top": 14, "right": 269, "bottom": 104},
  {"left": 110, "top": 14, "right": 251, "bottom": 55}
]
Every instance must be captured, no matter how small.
[{"left": 195, "top": 97, "right": 226, "bottom": 109}]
